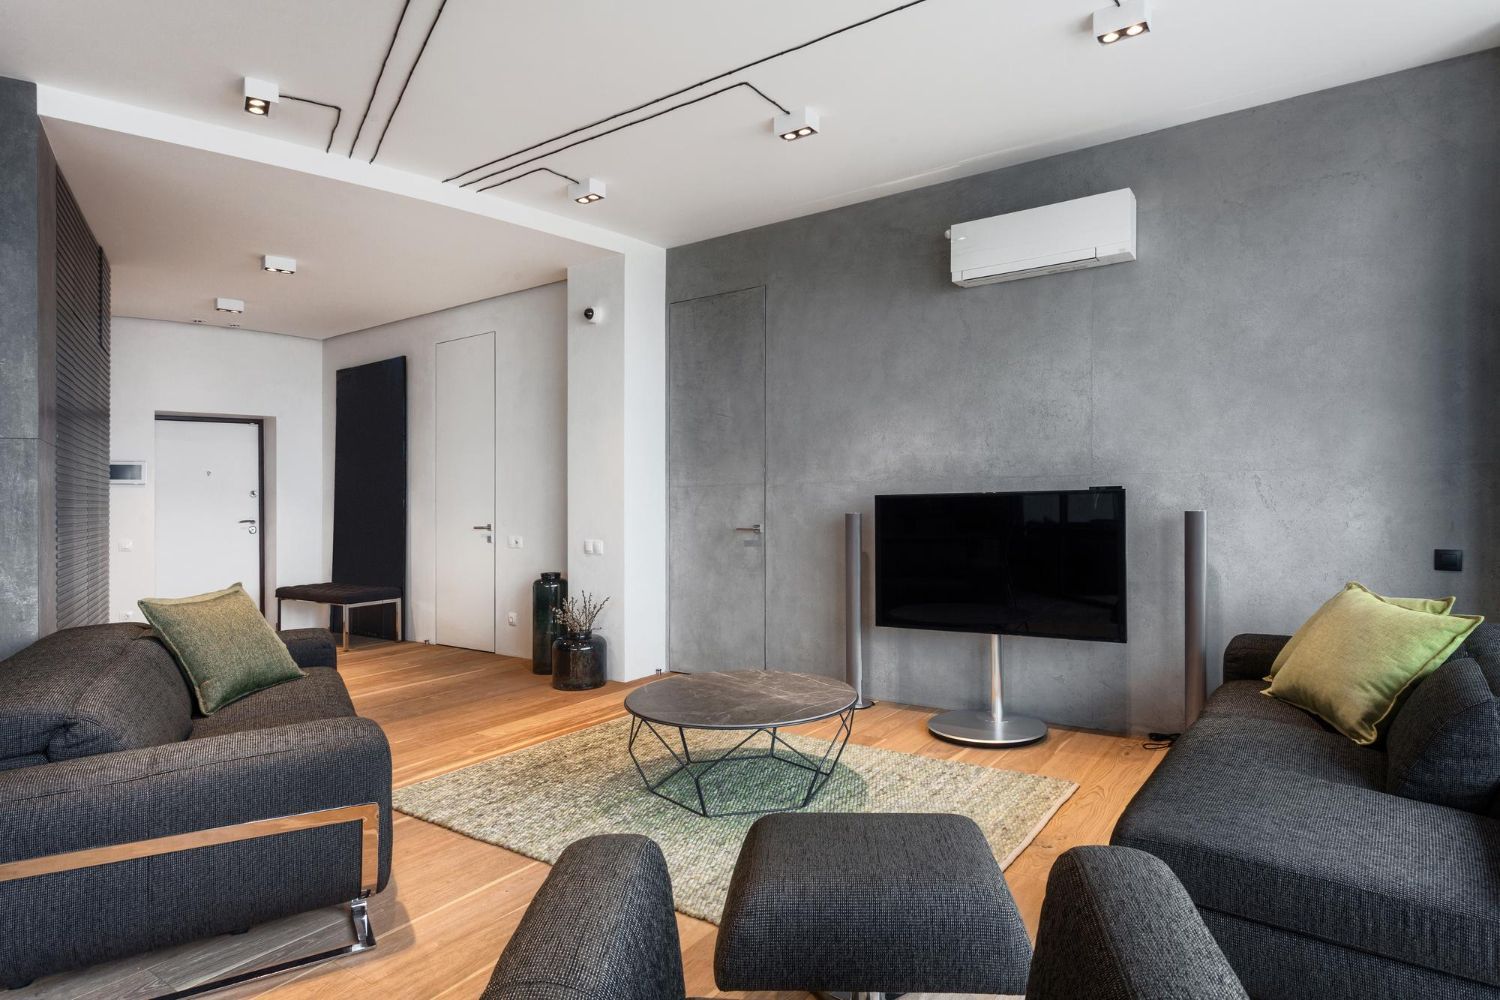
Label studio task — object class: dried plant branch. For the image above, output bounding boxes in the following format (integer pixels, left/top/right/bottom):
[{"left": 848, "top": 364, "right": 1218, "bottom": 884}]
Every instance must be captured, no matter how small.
[{"left": 556, "top": 591, "right": 609, "bottom": 634}]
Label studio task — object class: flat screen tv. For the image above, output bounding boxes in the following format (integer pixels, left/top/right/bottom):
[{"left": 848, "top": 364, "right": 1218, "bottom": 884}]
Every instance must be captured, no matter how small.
[{"left": 874, "top": 487, "right": 1126, "bottom": 643}]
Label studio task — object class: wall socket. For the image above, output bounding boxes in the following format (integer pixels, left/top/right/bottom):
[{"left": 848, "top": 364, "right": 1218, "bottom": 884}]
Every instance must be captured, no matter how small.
[{"left": 507, "top": 611, "right": 519, "bottom": 626}]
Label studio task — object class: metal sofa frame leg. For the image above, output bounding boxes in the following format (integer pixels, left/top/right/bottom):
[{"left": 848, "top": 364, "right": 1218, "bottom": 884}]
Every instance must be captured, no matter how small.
[{"left": 0, "top": 803, "right": 382, "bottom": 996}]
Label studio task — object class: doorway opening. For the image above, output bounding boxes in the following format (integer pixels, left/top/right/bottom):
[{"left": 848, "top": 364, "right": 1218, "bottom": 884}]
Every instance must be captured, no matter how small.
[{"left": 153, "top": 415, "right": 267, "bottom": 613}]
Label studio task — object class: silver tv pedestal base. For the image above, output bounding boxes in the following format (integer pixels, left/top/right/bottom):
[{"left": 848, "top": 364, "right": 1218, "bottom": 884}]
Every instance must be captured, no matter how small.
[{"left": 927, "top": 634, "right": 1047, "bottom": 747}]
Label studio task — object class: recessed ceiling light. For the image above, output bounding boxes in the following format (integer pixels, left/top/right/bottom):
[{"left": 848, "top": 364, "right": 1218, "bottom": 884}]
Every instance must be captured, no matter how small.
[
  {"left": 773, "top": 107, "right": 820, "bottom": 142},
  {"left": 243, "top": 77, "right": 279, "bottom": 116},
  {"left": 568, "top": 177, "right": 606, "bottom": 205},
  {"left": 215, "top": 297, "right": 245, "bottom": 314},
  {"left": 1093, "top": 0, "right": 1152, "bottom": 45},
  {"left": 262, "top": 254, "right": 297, "bottom": 275}
]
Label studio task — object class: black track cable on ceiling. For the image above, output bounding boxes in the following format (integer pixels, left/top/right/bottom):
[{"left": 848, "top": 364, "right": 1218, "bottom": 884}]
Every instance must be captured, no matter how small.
[
  {"left": 468, "top": 81, "right": 788, "bottom": 192},
  {"left": 348, "top": 0, "right": 413, "bottom": 158},
  {"left": 443, "top": 0, "right": 934, "bottom": 185},
  {"left": 476, "top": 166, "right": 580, "bottom": 192},
  {"left": 370, "top": 0, "right": 449, "bottom": 163},
  {"left": 282, "top": 95, "right": 342, "bottom": 154}
]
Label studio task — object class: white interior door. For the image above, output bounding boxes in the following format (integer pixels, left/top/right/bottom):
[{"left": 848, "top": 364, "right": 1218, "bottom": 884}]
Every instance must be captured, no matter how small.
[
  {"left": 154, "top": 418, "right": 263, "bottom": 606},
  {"left": 435, "top": 332, "right": 496, "bottom": 652}
]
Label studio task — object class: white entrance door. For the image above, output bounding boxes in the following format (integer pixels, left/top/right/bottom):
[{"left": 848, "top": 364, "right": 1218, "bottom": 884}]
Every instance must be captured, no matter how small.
[
  {"left": 435, "top": 332, "right": 496, "bottom": 652},
  {"left": 154, "top": 418, "right": 263, "bottom": 606}
]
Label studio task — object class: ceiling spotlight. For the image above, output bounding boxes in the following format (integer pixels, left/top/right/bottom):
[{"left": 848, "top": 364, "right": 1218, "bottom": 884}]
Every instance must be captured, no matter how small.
[
  {"left": 773, "top": 107, "right": 820, "bottom": 141},
  {"left": 214, "top": 297, "right": 245, "bottom": 314},
  {"left": 243, "top": 77, "right": 279, "bottom": 116},
  {"left": 568, "top": 177, "right": 606, "bottom": 205},
  {"left": 262, "top": 254, "right": 297, "bottom": 275},
  {"left": 1094, "top": 0, "right": 1152, "bottom": 44}
]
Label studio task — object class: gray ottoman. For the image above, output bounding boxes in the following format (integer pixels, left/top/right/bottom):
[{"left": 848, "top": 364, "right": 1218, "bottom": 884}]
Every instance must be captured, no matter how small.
[{"left": 714, "top": 813, "right": 1032, "bottom": 995}]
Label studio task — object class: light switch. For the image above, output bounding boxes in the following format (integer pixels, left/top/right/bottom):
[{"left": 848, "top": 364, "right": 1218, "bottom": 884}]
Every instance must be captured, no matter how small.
[
  {"left": 592, "top": 539, "right": 605, "bottom": 555},
  {"left": 507, "top": 611, "right": 519, "bottom": 626},
  {"left": 117, "top": 538, "right": 134, "bottom": 552}
]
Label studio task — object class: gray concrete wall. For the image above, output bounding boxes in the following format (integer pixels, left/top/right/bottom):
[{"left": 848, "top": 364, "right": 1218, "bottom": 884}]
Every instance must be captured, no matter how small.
[
  {"left": 666, "top": 50, "right": 1500, "bottom": 735},
  {"left": 0, "top": 76, "right": 54, "bottom": 658}
]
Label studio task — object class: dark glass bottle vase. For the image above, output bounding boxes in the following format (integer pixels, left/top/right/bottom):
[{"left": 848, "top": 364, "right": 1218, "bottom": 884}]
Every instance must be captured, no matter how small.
[
  {"left": 531, "top": 572, "right": 567, "bottom": 674},
  {"left": 552, "top": 631, "right": 607, "bottom": 690}
]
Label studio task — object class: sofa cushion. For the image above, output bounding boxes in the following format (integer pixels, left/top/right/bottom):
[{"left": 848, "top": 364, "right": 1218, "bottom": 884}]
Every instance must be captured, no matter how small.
[
  {"left": 1264, "top": 585, "right": 1481, "bottom": 744},
  {"left": 1386, "top": 657, "right": 1500, "bottom": 813},
  {"left": 278, "top": 628, "right": 338, "bottom": 669},
  {"left": 188, "top": 667, "right": 355, "bottom": 740},
  {"left": 139, "top": 583, "right": 304, "bottom": 714},
  {"left": 49, "top": 632, "right": 195, "bottom": 761},
  {"left": 0, "top": 623, "right": 192, "bottom": 764},
  {"left": 1269, "top": 583, "right": 1457, "bottom": 679},
  {"left": 1114, "top": 712, "right": 1500, "bottom": 987}
]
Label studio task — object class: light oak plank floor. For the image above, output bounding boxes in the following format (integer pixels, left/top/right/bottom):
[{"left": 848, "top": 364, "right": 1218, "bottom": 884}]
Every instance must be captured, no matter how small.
[{"left": 22, "top": 641, "right": 1164, "bottom": 999}]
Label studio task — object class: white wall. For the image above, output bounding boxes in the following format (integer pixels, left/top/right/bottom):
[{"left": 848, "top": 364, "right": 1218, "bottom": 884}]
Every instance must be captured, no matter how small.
[
  {"left": 322, "top": 282, "right": 568, "bottom": 656},
  {"left": 109, "top": 318, "right": 325, "bottom": 626},
  {"left": 567, "top": 251, "right": 668, "bottom": 680}
]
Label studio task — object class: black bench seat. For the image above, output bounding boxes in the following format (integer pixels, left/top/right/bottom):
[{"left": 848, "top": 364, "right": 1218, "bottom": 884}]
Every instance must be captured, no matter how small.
[{"left": 275, "top": 583, "right": 403, "bottom": 650}]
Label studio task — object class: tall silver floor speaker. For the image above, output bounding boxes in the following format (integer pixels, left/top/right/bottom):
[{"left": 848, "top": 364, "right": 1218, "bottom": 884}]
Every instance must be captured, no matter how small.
[
  {"left": 844, "top": 513, "right": 874, "bottom": 709},
  {"left": 1184, "top": 510, "right": 1208, "bottom": 728}
]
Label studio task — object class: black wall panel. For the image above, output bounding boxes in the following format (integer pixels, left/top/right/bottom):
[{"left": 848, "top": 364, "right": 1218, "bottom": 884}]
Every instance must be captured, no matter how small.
[
  {"left": 332, "top": 357, "right": 407, "bottom": 639},
  {"left": 53, "top": 171, "right": 109, "bottom": 629}
]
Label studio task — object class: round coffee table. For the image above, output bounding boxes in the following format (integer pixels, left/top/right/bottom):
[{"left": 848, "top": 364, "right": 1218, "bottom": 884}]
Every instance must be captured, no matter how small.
[{"left": 623, "top": 670, "right": 857, "bottom": 817}]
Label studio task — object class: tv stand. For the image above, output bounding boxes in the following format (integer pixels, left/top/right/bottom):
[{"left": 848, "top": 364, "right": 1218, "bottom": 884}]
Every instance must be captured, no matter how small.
[{"left": 927, "top": 634, "right": 1047, "bottom": 747}]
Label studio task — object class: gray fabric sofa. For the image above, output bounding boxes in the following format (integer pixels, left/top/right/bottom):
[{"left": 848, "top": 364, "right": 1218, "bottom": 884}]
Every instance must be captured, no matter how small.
[
  {"left": 482, "top": 830, "right": 1249, "bottom": 1000},
  {"left": 0, "top": 622, "right": 392, "bottom": 989},
  {"left": 1114, "top": 624, "right": 1500, "bottom": 1000}
]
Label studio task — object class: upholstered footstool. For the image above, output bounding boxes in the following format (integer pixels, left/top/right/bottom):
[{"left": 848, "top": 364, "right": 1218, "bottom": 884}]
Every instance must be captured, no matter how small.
[{"left": 715, "top": 812, "right": 1032, "bottom": 996}]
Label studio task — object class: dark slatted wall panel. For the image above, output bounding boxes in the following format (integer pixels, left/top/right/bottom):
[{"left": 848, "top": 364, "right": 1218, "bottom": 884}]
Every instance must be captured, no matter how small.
[{"left": 54, "top": 171, "right": 110, "bottom": 628}]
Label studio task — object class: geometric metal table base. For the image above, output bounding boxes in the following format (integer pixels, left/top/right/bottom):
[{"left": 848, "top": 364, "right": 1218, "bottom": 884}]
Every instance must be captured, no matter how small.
[{"left": 628, "top": 707, "right": 855, "bottom": 818}]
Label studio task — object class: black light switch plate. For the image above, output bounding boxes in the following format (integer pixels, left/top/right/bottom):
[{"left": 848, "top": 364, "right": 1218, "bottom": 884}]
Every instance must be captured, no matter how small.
[{"left": 1434, "top": 549, "right": 1463, "bottom": 572}]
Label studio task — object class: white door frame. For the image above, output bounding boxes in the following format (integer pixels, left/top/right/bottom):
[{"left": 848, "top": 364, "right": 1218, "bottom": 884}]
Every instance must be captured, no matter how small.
[{"left": 153, "top": 415, "right": 267, "bottom": 614}]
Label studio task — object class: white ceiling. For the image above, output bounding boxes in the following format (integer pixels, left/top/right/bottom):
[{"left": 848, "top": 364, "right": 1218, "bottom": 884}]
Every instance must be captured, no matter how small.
[
  {"left": 43, "top": 119, "right": 608, "bottom": 338},
  {"left": 2, "top": 0, "right": 1497, "bottom": 334}
]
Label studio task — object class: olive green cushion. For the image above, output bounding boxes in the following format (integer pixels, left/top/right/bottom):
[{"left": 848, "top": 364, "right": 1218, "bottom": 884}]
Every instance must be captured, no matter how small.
[
  {"left": 138, "top": 583, "right": 304, "bottom": 714},
  {"left": 1265, "top": 584, "right": 1481, "bottom": 745},
  {"left": 1267, "top": 583, "right": 1456, "bottom": 680}
]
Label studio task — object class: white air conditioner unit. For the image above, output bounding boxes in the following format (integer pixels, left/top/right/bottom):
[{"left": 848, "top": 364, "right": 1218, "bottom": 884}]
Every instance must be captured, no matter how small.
[{"left": 948, "top": 188, "right": 1136, "bottom": 287}]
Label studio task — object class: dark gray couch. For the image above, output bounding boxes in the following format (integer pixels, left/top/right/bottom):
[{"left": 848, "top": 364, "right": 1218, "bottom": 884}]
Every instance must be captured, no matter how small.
[
  {"left": 0, "top": 622, "right": 393, "bottom": 989},
  {"left": 481, "top": 833, "right": 1249, "bottom": 1000},
  {"left": 1114, "top": 624, "right": 1500, "bottom": 1000}
]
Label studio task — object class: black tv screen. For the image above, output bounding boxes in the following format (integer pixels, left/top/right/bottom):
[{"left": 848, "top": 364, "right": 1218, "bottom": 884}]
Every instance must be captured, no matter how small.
[{"left": 874, "top": 488, "right": 1126, "bottom": 642}]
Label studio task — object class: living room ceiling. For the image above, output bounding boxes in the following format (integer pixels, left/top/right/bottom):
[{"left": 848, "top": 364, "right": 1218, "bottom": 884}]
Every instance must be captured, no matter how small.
[
  {"left": 2, "top": 0, "right": 1497, "bottom": 250},
  {"left": 42, "top": 119, "right": 609, "bottom": 339}
]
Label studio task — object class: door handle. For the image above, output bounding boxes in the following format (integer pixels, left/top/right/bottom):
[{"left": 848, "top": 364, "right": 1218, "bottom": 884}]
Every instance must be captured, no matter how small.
[
  {"left": 735, "top": 524, "right": 763, "bottom": 534},
  {"left": 238, "top": 519, "right": 257, "bottom": 535},
  {"left": 472, "top": 524, "right": 493, "bottom": 531}
]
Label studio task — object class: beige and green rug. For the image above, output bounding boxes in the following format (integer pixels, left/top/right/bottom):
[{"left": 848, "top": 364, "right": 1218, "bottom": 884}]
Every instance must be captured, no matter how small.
[{"left": 393, "top": 717, "right": 1075, "bottom": 923}]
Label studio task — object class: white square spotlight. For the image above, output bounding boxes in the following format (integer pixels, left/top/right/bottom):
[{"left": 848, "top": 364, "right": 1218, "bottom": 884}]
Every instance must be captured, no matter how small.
[
  {"left": 262, "top": 254, "right": 297, "bottom": 274},
  {"left": 214, "top": 297, "right": 245, "bottom": 314},
  {"left": 1094, "top": 0, "right": 1152, "bottom": 44},
  {"left": 568, "top": 177, "right": 606, "bottom": 205},
  {"left": 774, "top": 107, "right": 820, "bottom": 141},
  {"left": 243, "top": 77, "right": 279, "bottom": 115}
]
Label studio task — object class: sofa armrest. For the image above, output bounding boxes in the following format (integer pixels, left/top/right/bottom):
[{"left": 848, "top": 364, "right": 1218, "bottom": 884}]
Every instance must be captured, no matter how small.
[
  {"left": 279, "top": 628, "right": 338, "bottom": 669},
  {"left": 1221, "top": 633, "right": 1290, "bottom": 683},
  {"left": 0, "top": 717, "right": 392, "bottom": 891},
  {"left": 482, "top": 834, "right": 686, "bottom": 1000},
  {"left": 1027, "top": 846, "right": 1248, "bottom": 1000}
]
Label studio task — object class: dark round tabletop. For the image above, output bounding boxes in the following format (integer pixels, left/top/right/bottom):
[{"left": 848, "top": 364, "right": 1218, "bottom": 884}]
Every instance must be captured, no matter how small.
[{"left": 624, "top": 670, "right": 857, "bottom": 730}]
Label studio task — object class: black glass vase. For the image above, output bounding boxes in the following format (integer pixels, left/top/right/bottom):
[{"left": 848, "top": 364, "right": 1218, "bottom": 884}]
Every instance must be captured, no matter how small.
[
  {"left": 531, "top": 572, "right": 566, "bottom": 674},
  {"left": 551, "top": 631, "right": 607, "bottom": 691}
]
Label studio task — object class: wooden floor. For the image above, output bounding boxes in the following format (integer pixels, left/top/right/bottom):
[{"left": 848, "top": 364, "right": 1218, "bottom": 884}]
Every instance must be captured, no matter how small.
[{"left": 24, "top": 642, "right": 1164, "bottom": 1000}]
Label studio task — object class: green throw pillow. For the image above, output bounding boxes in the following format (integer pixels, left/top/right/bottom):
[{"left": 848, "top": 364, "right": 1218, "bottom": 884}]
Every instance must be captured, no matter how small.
[
  {"left": 138, "top": 583, "right": 304, "bottom": 714},
  {"left": 1265, "top": 584, "right": 1481, "bottom": 745},
  {"left": 1267, "top": 582, "right": 1455, "bottom": 680}
]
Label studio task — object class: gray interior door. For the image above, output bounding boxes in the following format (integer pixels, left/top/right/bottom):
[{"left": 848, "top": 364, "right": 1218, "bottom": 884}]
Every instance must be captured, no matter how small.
[{"left": 668, "top": 287, "right": 767, "bottom": 672}]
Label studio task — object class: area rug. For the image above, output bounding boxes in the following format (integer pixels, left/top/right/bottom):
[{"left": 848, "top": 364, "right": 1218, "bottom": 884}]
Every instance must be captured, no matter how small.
[{"left": 393, "top": 717, "right": 1076, "bottom": 923}]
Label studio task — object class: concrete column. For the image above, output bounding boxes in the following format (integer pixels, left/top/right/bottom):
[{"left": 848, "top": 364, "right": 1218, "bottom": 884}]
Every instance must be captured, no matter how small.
[{"left": 0, "top": 77, "right": 56, "bottom": 657}]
